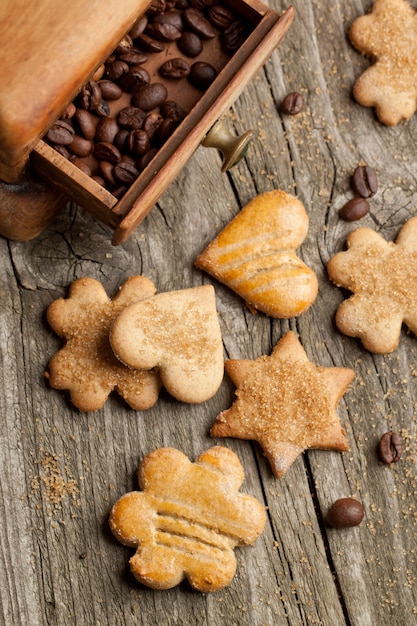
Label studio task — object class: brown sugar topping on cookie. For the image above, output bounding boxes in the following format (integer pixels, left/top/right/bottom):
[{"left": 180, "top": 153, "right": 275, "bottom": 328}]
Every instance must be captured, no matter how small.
[
  {"left": 349, "top": 0, "right": 417, "bottom": 125},
  {"left": 327, "top": 217, "right": 417, "bottom": 353},
  {"left": 210, "top": 331, "right": 354, "bottom": 478}
]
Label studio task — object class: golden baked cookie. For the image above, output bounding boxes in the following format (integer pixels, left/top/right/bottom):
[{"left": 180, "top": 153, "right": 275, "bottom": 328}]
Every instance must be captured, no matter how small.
[
  {"left": 210, "top": 331, "right": 354, "bottom": 478},
  {"left": 110, "top": 285, "right": 224, "bottom": 403},
  {"left": 195, "top": 190, "right": 318, "bottom": 318},
  {"left": 46, "top": 276, "right": 161, "bottom": 411},
  {"left": 327, "top": 216, "right": 417, "bottom": 353},
  {"left": 349, "top": 0, "right": 417, "bottom": 125},
  {"left": 109, "top": 446, "right": 266, "bottom": 592}
]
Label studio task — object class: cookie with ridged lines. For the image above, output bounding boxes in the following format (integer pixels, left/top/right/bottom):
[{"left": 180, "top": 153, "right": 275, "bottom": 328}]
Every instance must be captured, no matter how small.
[{"left": 195, "top": 190, "right": 318, "bottom": 318}]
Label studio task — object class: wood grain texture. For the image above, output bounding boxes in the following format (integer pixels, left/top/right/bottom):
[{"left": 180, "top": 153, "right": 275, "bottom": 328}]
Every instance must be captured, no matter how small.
[{"left": 1, "top": 0, "right": 417, "bottom": 625}]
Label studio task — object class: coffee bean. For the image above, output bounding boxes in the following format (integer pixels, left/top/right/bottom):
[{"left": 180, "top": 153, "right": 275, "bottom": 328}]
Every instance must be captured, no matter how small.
[
  {"left": 178, "top": 31, "right": 203, "bottom": 57},
  {"left": 54, "top": 145, "right": 71, "bottom": 159},
  {"left": 131, "top": 82, "right": 168, "bottom": 111},
  {"left": 142, "top": 113, "right": 163, "bottom": 137},
  {"left": 326, "top": 498, "right": 364, "bottom": 528},
  {"left": 160, "top": 100, "right": 187, "bottom": 122},
  {"left": 208, "top": 4, "right": 235, "bottom": 29},
  {"left": 75, "top": 109, "right": 96, "bottom": 140},
  {"left": 189, "top": 61, "right": 218, "bottom": 89},
  {"left": 222, "top": 19, "right": 248, "bottom": 51},
  {"left": 190, "top": 0, "right": 217, "bottom": 9},
  {"left": 117, "top": 48, "right": 148, "bottom": 66},
  {"left": 95, "top": 117, "right": 120, "bottom": 143},
  {"left": 117, "top": 106, "right": 146, "bottom": 130},
  {"left": 159, "top": 57, "right": 191, "bottom": 79},
  {"left": 146, "top": 22, "right": 182, "bottom": 41},
  {"left": 129, "top": 16, "right": 148, "bottom": 39},
  {"left": 77, "top": 80, "right": 102, "bottom": 111},
  {"left": 351, "top": 165, "right": 378, "bottom": 198},
  {"left": 184, "top": 8, "right": 216, "bottom": 38},
  {"left": 114, "top": 129, "right": 130, "bottom": 152},
  {"left": 118, "top": 65, "right": 151, "bottom": 92},
  {"left": 113, "top": 160, "right": 140, "bottom": 184},
  {"left": 155, "top": 118, "right": 178, "bottom": 144},
  {"left": 60, "top": 102, "right": 76, "bottom": 120},
  {"left": 98, "top": 80, "right": 123, "bottom": 100},
  {"left": 137, "top": 147, "right": 158, "bottom": 170},
  {"left": 135, "top": 33, "right": 166, "bottom": 52},
  {"left": 71, "top": 158, "right": 92, "bottom": 176},
  {"left": 152, "top": 11, "right": 183, "bottom": 31},
  {"left": 281, "top": 92, "right": 304, "bottom": 115},
  {"left": 67, "top": 135, "right": 93, "bottom": 158},
  {"left": 105, "top": 60, "right": 129, "bottom": 81},
  {"left": 98, "top": 161, "right": 117, "bottom": 186},
  {"left": 93, "top": 141, "right": 121, "bottom": 163},
  {"left": 378, "top": 431, "right": 402, "bottom": 464},
  {"left": 339, "top": 197, "right": 370, "bottom": 221},
  {"left": 46, "top": 120, "right": 75, "bottom": 145},
  {"left": 128, "top": 129, "right": 151, "bottom": 155}
]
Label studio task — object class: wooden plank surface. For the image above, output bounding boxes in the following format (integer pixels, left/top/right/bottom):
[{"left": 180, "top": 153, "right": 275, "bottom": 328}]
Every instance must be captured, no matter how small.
[{"left": 1, "top": 0, "right": 417, "bottom": 624}]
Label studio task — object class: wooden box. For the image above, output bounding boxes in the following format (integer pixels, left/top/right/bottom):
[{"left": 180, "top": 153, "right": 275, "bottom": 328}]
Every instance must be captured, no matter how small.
[{"left": 0, "top": 0, "right": 293, "bottom": 244}]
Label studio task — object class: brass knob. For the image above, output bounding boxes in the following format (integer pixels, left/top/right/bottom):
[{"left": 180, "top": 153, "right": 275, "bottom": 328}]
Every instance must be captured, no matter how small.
[{"left": 202, "top": 119, "right": 253, "bottom": 172}]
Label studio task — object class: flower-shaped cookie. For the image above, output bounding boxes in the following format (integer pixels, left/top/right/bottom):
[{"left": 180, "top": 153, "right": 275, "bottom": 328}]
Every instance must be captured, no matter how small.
[
  {"left": 349, "top": 0, "right": 417, "bottom": 125},
  {"left": 109, "top": 446, "right": 266, "bottom": 592},
  {"left": 46, "top": 276, "right": 161, "bottom": 411},
  {"left": 327, "top": 216, "right": 417, "bottom": 353},
  {"left": 210, "top": 331, "right": 354, "bottom": 478}
]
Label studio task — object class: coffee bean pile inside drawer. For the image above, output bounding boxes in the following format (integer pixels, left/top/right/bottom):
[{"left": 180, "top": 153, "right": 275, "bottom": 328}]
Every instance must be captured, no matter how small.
[{"left": 43, "top": 0, "right": 253, "bottom": 198}]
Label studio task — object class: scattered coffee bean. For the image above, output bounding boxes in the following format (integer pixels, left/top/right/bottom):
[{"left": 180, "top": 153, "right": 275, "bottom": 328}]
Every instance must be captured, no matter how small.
[
  {"left": 127, "top": 129, "right": 151, "bottom": 155},
  {"left": 60, "top": 102, "right": 76, "bottom": 120},
  {"left": 129, "top": 16, "right": 148, "bottom": 39},
  {"left": 339, "top": 197, "right": 370, "bottom": 221},
  {"left": 159, "top": 57, "right": 191, "bottom": 79},
  {"left": 137, "top": 147, "right": 158, "bottom": 170},
  {"left": 178, "top": 31, "right": 203, "bottom": 57},
  {"left": 161, "top": 100, "right": 187, "bottom": 122},
  {"left": 281, "top": 91, "right": 304, "bottom": 115},
  {"left": 117, "top": 48, "right": 148, "bottom": 66},
  {"left": 77, "top": 80, "right": 102, "bottom": 111},
  {"left": 351, "top": 165, "right": 378, "bottom": 198},
  {"left": 378, "top": 431, "right": 402, "bottom": 464},
  {"left": 189, "top": 61, "right": 218, "bottom": 89},
  {"left": 325, "top": 498, "right": 364, "bottom": 528},
  {"left": 142, "top": 112, "right": 163, "bottom": 137},
  {"left": 98, "top": 161, "right": 117, "bottom": 186},
  {"left": 105, "top": 60, "right": 129, "bottom": 81},
  {"left": 135, "top": 32, "right": 166, "bottom": 52}
]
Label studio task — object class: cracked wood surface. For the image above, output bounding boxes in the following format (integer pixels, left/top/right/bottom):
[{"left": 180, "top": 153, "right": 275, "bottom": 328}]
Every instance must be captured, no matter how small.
[{"left": 1, "top": 1, "right": 417, "bottom": 624}]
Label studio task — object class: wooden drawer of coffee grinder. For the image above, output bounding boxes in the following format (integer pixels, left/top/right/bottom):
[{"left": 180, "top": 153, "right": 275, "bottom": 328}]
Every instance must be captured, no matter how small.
[{"left": 0, "top": 0, "right": 294, "bottom": 245}]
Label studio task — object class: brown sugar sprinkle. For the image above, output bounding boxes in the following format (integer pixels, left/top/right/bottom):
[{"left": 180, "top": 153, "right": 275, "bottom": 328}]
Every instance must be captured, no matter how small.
[
  {"left": 349, "top": 246, "right": 417, "bottom": 312},
  {"left": 31, "top": 450, "right": 80, "bottom": 513},
  {"left": 233, "top": 357, "right": 334, "bottom": 448}
]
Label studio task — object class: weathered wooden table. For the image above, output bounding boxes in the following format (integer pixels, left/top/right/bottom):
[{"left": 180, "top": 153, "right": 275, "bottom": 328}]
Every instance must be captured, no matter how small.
[{"left": 1, "top": 0, "right": 416, "bottom": 624}]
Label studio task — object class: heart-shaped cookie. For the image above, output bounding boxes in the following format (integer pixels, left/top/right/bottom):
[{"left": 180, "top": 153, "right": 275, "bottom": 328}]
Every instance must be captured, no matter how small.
[
  {"left": 195, "top": 190, "right": 318, "bottom": 318},
  {"left": 110, "top": 285, "right": 224, "bottom": 403}
]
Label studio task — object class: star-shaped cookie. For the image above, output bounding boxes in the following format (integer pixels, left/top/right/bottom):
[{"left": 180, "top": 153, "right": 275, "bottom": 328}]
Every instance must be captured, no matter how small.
[
  {"left": 46, "top": 276, "right": 161, "bottom": 411},
  {"left": 327, "top": 216, "right": 417, "bottom": 353},
  {"left": 210, "top": 331, "right": 354, "bottom": 478},
  {"left": 349, "top": 0, "right": 417, "bottom": 125}
]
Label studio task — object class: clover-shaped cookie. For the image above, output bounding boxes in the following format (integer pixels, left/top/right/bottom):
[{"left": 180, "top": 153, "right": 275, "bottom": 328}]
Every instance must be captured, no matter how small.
[
  {"left": 210, "top": 331, "right": 354, "bottom": 478},
  {"left": 109, "top": 446, "right": 266, "bottom": 592},
  {"left": 349, "top": 0, "right": 417, "bottom": 125},
  {"left": 46, "top": 276, "right": 161, "bottom": 411},
  {"left": 110, "top": 285, "right": 224, "bottom": 403},
  {"left": 327, "top": 216, "right": 417, "bottom": 353},
  {"left": 195, "top": 190, "right": 318, "bottom": 318}
]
